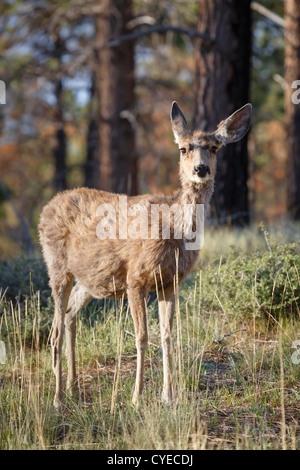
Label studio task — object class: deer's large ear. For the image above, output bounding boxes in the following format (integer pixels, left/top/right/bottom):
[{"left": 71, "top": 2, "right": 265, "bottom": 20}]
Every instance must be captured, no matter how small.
[
  {"left": 214, "top": 103, "right": 252, "bottom": 145},
  {"left": 170, "top": 101, "right": 190, "bottom": 144}
]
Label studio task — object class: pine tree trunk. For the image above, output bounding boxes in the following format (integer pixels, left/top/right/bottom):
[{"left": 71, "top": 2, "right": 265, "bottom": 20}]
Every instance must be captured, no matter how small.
[
  {"left": 193, "top": 0, "right": 252, "bottom": 225},
  {"left": 285, "top": 0, "right": 300, "bottom": 220},
  {"left": 53, "top": 78, "right": 67, "bottom": 193},
  {"left": 95, "top": 0, "right": 137, "bottom": 195},
  {"left": 85, "top": 78, "right": 99, "bottom": 188},
  {"left": 53, "top": 36, "right": 67, "bottom": 193}
]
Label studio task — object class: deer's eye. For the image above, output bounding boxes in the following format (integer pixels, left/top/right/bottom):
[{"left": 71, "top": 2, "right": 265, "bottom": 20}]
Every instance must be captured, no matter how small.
[
  {"left": 180, "top": 148, "right": 187, "bottom": 155},
  {"left": 211, "top": 146, "right": 219, "bottom": 153}
]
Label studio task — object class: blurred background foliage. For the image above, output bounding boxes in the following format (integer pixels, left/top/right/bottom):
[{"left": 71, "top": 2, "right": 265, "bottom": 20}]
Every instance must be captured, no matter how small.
[{"left": 0, "top": 0, "right": 298, "bottom": 259}]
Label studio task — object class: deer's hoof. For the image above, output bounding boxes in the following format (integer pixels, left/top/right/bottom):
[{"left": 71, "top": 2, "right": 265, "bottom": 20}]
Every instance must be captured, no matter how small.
[
  {"left": 161, "top": 391, "right": 173, "bottom": 406},
  {"left": 53, "top": 393, "right": 64, "bottom": 410},
  {"left": 132, "top": 394, "right": 139, "bottom": 407}
]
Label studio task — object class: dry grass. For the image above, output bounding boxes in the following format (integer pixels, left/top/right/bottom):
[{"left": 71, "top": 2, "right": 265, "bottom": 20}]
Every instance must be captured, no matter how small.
[{"left": 0, "top": 224, "right": 299, "bottom": 450}]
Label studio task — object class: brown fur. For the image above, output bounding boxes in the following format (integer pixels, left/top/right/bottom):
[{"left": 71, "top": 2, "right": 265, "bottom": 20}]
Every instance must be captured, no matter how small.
[{"left": 39, "top": 102, "right": 252, "bottom": 407}]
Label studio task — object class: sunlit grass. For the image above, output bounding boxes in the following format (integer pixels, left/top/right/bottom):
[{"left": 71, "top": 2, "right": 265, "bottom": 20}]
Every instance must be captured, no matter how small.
[{"left": 0, "top": 224, "right": 299, "bottom": 449}]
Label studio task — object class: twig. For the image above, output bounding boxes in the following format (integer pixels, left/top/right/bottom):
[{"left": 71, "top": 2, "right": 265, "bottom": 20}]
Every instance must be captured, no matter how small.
[
  {"left": 126, "top": 16, "right": 156, "bottom": 30},
  {"left": 273, "top": 73, "right": 288, "bottom": 90},
  {"left": 214, "top": 328, "right": 247, "bottom": 344},
  {"left": 105, "top": 25, "right": 213, "bottom": 48},
  {"left": 251, "top": 2, "right": 285, "bottom": 28}
]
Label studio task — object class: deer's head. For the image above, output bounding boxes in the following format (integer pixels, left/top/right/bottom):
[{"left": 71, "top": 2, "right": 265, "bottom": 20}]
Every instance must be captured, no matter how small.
[{"left": 171, "top": 102, "right": 252, "bottom": 186}]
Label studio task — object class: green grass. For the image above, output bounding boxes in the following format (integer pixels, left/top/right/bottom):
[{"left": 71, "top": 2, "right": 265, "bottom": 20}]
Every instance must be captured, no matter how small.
[{"left": 0, "top": 224, "right": 299, "bottom": 450}]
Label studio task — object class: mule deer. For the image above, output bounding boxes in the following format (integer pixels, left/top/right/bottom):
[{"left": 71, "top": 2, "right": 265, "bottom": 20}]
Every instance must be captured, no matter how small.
[{"left": 39, "top": 101, "right": 252, "bottom": 407}]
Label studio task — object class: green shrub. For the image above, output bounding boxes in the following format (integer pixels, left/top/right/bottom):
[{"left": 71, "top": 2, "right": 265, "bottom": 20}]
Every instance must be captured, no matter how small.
[
  {"left": 0, "top": 256, "right": 50, "bottom": 305},
  {"left": 0, "top": 257, "right": 52, "bottom": 345},
  {"left": 196, "top": 242, "right": 300, "bottom": 319}
]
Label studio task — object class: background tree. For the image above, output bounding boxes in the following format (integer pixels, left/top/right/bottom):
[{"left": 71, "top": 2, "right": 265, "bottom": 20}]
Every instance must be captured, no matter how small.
[
  {"left": 52, "top": 38, "right": 67, "bottom": 193},
  {"left": 84, "top": 75, "right": 99, "bottom": 188},
  {"left": 193, "top": 0, "right": 252, "bottom": 225},
  {"left": 95, "top": 0, "right": 137, "bottom": 195},
  {"left": 284, "top": 0, "right": 300, "bottom": 220}
]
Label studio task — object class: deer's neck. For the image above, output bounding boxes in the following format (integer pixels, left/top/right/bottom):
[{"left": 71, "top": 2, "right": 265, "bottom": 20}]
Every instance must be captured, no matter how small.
[
  {"left": 176, "top": 180, "right": 214, "bottom": 216},
  {"left": 172, "top": 180, "right": 214, "bottom": 244}
]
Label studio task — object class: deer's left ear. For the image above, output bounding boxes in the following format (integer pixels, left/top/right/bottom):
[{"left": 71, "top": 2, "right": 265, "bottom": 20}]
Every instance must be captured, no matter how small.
[{"left": 214, "top": 103, "right": 252, "bottom": 145}]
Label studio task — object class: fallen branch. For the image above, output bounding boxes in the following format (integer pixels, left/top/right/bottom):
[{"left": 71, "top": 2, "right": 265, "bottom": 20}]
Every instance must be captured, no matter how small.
[{"left": 214, "top": 328, "right": 248, "bottom": 344}]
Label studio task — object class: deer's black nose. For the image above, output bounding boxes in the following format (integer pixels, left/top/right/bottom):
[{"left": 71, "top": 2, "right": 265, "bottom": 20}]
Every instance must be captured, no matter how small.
[{"left": 194, "top": 165, "right": 210, "bottom": 177}]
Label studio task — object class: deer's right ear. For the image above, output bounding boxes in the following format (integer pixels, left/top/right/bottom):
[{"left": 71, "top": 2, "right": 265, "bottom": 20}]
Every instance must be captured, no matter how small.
[{"left": 170, "top": 101, "right": 190, "bottom": 144}]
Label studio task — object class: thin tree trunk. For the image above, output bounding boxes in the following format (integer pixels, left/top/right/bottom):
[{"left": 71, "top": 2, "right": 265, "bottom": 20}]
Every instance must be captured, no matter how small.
[
  {"left": 95, "top": 0, "right": 137, "bottom": 195},
  {"left": 85, "top": 117, "right": 99, "bottom": 188},
  {"left": 193, "top": 0, "right": 252, "bottom": 225},
  {"left": 53, "top": 36, "right": 67, "bottom": 193},
  {"left": 53, "top": 78, "right": 67, "bottom": 193},
  {"left": 285, "top": 0, "right": 300, "bottom": 220},
  {"left": 85, "top": 78, "right": 99, "bottom": 188}
]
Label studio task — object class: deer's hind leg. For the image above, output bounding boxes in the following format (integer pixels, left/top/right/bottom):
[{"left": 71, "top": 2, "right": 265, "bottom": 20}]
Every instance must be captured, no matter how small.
[
  {"left": 50, "top": 273, "right": 74, "bottom": 408},
  {"left": 65, "top": 282, "right": 93, "bottom": 394}
]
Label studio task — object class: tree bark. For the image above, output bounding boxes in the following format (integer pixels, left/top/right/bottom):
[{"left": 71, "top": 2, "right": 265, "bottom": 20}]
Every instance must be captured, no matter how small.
[
  {"left": 95, "top": 0, "right": 137, "bottom": 195},
  {"left": 193, "top": 0, "right": 252, "bottom": 225},
  {"left": 285, "top": 0, "right": 300, "bottom": 220},
  {"left": 53, "top": 36, "right": 67, "bottom": 193},
  {"left": 85, "top": 78, "right": 99, "bottom": 188},
  {"left": 53, "top": 78, "right": 67, "bottom": 193}
]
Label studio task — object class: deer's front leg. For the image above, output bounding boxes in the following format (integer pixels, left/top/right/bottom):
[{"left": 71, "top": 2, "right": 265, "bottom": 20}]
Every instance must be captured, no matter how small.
[
  {"left": 127, "top": 287, "right": 148, "bottom": 406},
  {"left": 158, "top": 288, "right": 175, "bottom": 404},
  {"left": 65, "top": 282, "right": 93, "bottom": 394}
]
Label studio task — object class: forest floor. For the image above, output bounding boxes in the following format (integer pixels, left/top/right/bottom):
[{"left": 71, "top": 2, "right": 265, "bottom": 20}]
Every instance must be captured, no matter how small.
[{"left": 0, "top": 223, "right": 299, "bottom": 450}]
